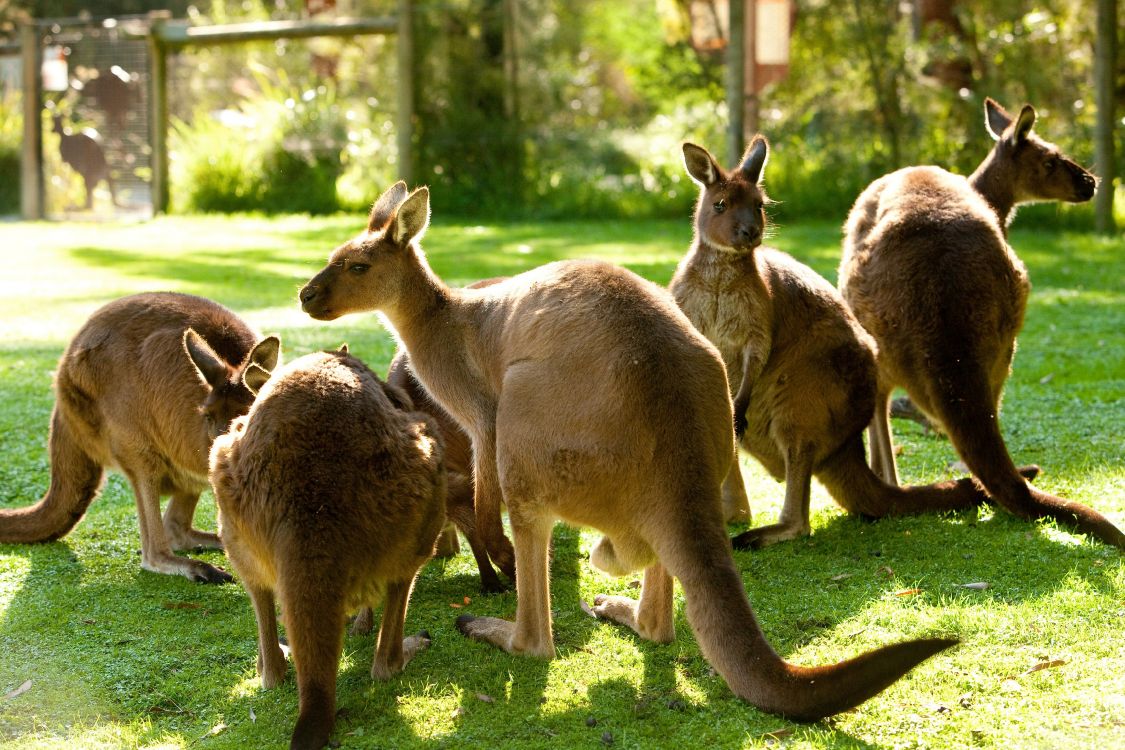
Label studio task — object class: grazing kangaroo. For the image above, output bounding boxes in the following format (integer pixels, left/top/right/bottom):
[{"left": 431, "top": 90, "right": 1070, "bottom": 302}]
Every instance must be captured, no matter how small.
[
  {"left": 298, "top": 181, "right": 956, "bottom": 721},
  {"left": 209, "top": 347, "right": 444, "bottom": 750},
  {"left": 670, "top": 138, "right": 1016, "bottom": 549},
  {"left": 0, "top": 292, "right": 280, "bottom": 581},
  {"left": 839, "top": 98, "right": 1124, "bottom": 549},
  {"left": 388, "top": 347, "right": 513, "bottom": 592},
  {"left": 52, "top": 114, "right": 118, "bottom": 210}
]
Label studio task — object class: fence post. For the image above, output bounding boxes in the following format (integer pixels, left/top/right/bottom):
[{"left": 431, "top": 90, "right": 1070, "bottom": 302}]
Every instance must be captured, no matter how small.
[
  {"left": 396, "top": 0, "right": 414, "bottom": 186},
  {"left": 148, "top": 11, "right": 171, "bottom": 215},
  {"left": 726, "top": 0, "right": 745, "bottom": 166},
  {"left": 1094, "top": 0, "right": 1117, "bottom": 234},
  {"left": 20, "top": 22, "right": 42, "bottom": 220}
]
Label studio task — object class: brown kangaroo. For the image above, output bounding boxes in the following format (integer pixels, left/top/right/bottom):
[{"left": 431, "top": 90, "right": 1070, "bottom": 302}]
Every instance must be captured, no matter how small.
[
  {"left": 387, "top": 347, "right": 513, "bottom": 592},
  {"left": 209, "top": 347, "right": 445, "bottom": 750},
  {"left": 839, "top": 98, "right": 1123, "bottom": 549},
  {"left": 671, "top": 138, "right": 1017, "bottom": 549},
  {"left": 298, "top": 181, "right": 956, "bottom": 721},
  {"left": 0, "top": 292, "right": 280, "bottom": 581},
  {"left": 53, "top": 114, "right": 118, "bottom": 210}
]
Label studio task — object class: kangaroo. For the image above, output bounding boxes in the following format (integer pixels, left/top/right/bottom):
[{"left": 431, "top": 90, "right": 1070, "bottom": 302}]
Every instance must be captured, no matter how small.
[
  {"left": 297, "top": 181, "right": 956, "bottom": 721},
  {"left": 839, "top": 98, "right": 1124, "bottom": 549},
  {"left": 0, "top": 292, "right": 280, "bottom": 582},
  {"left": 52, "top": 114, "right": 118, "bottom": 210},
  {"left": 670, "top": 138, "right": 1020, "bottom": 549},
  {"left": 388, "top": 348, "right": 513, "bottom": 592},
  {"left": 209, "top": 347, "right": 444, "bottom": 750}
]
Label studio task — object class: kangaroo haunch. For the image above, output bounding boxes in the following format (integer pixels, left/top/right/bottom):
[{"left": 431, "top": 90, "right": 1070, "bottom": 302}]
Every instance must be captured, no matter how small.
[
  {"left": 671, "top": 138, "right": 1011, "bottom": 550},
  {"left": 0, "top": 292, "right": 280, "bottom": 582},
  {"left": 209, "top": 348, "right": 445, "bottom": 750},
  {"left": 298, "top": 181, "right": 956, "bottom": 721},
  {"left": 839, "top": 97, "right": 1123, "bottom": 549}
]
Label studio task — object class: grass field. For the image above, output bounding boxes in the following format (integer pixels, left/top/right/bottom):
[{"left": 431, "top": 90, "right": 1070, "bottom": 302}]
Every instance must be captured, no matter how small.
[{"left": 0, "top": 214, "right": 1121, "bottom": 750}]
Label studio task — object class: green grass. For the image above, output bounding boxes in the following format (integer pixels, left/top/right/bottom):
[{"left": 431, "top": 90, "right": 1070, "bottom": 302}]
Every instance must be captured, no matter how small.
[{"left": 0, "top": 214, "right": 1121, "bottom": 750}]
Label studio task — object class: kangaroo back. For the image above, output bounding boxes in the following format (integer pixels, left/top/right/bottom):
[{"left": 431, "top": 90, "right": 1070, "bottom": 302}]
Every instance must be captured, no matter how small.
[
  {"left": 210, "top": 349, "right": 445, "bottom": 749},
  {"left": 0, "top": 293, "right": 279, "bottom": 581}
]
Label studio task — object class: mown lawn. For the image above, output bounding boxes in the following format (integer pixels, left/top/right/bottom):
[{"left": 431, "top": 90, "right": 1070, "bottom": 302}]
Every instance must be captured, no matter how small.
[{"left": 0, "top": 214, "right": 1121, "bottom": 750}]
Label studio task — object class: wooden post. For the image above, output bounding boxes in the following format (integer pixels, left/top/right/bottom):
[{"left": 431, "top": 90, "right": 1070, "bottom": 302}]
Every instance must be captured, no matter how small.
[
  {"left": 726, "top": 0, "right": 745, "bottom": 165},
  {"left": 396, "top": 0, "right": 414, "bottom": 186},
  {"left": 1094, "top": 0, "right": 1117, "bottom": 234},
  {"left": 743, "top": 0, "right": 758, "bottom": 142},
  {"left": 20, "top": 22, "right": 42, "bottom": 220},
  {"left": 148, "top": 11, "right": 171, "bottom": 215}
]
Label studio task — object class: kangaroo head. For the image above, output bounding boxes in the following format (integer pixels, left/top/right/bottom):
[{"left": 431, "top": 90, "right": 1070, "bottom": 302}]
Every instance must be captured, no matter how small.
[
  {"left": 683, "top": 136, "right": 770, "bottom": 254},
  {"left": 184, "top": 330, "right": 281, "bottom": 439},
  {"left": 983, "top": 98, "right": 1096, "bottom": 205},
  {"left": 299, "top": 181, "right": 431, "bottom": 320}
]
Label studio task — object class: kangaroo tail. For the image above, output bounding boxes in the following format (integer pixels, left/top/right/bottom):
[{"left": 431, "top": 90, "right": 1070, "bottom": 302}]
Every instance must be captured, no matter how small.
[
  {"left": 933, "top": 372, "right": 1125, "bottom": 549},
  {"left": 0, "top": 408, "right": 104, "bottom": 543},
  {"left": 816, "top": 435, "right": 987, "bottom": 517},
  {"left": 658, "top": 507, "right": 955, "bottom": 720}
]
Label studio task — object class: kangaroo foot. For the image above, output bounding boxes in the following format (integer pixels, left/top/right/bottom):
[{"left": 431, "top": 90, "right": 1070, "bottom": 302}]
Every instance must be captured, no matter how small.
[
  {"left": 258, "top": 642, "right": 287, "bottom": 688},
  {"left": 142, "top": 554, "right": 233, "bottom": 584},
  {"left": 591, "top": 594, "right": 675, "bottom": 644},
  {"left": 433, "top": 526, "right": 460, "bottom": 558},
  {"left": 478, "top": 568, "right": 511, "bottom": 594},
  {"left": 167, "top": 528, "right": 223, "bottom": 552},
  {"left": 455, "top": 614, "right": 552, "bottom": 657},
  {"left": 731, "top": 522, "right": 810, "bottom": 550},
  {"left": 350, "top": 607, "right": 374, "bottom": 636},
  {"left": 372, "top": 631, "right": 431, "bottom": 680}
]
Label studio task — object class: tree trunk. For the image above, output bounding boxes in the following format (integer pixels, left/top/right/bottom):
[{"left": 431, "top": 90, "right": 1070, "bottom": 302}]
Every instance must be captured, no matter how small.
[{"left": 1094, "top": 0, "right": 1117, "bottom": 234}]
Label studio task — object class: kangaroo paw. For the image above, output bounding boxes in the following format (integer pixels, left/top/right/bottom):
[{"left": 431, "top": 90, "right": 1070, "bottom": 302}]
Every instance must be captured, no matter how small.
[
  {"left": 350, "top": 608, "right": 374, "bottom": 636},
  {"left": 731, "top": 523, "right": 808, "bottom": 550}
]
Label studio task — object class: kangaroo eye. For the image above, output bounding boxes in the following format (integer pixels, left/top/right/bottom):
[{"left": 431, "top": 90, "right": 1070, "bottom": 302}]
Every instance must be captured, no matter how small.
[
  {"left": 349, "top": 263, "right": 370, "bottom": 274},
  {"left": 713, "top": 199, "right": 726, "bottom": 214}
]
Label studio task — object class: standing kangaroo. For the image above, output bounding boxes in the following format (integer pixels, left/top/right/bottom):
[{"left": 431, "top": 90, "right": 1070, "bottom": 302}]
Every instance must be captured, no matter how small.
[
  {"left": 839, "top": 98, "right": 1123, "bottom": 549},
  {"left": 52, "top": 114, "right": 118, "bottom": 210},
  {"left": 298, "top": 182, "right": 955, "bottom": 721},
  {"left": 0, "top": 292, "right": 280, "bottom": 581},
  {"left": 209, "top": 348, "right": 444, "bottom": 750},
  {"left": 670, "top": 138, "right": 1012, "bottom": 549},
  {"left": 387, "top": 348, "right": 512, "bottom": 592}
]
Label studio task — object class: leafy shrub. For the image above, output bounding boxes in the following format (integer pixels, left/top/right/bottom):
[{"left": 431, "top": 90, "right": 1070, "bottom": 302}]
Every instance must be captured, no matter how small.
[{"left": 0, "top": 91, "right": 20, "bottom": 215}]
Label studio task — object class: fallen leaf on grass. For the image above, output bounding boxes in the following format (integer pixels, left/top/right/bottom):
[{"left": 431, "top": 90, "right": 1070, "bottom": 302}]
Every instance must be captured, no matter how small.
[
  {"left": 475, "top": 693, "right": 495, "bottom": 703},
  {"left": 760, "top": 727, "right": 794, "bottom": 741},
  {"left": 449, "top": 602, "right": 462, "bottom": 608},
  {"left": 845, "top": 627, "right": 867, "bottom": 639},
  {"left": 958, "top": 582, "right": 990, "bottom": 590},
  {"left": 451, "top": 707, "right": 467, "bottom": 719},
  {"left": 161, "top": 601, "right": 202, "bottom": 610},
  {"left": 893, "top": 588, "right": 923, "bottom": 597},
  {"left": 830, "top": 573, "right": 853, "bottom": 582},
  {"left": 1039, "top": 372, "right": 1054, "bottom": 384},
  {"left": 463, "top": 596, "right": 472, "bottom": 605},
  {"left": 877, "top": 566, "right": 895, "bottom": 577},
  {"left": 249, "top": 707, "right": 256, "bottom": 723},
  {"left": 201, "top": 722, "right": 227, "bottom": 738},
  {"left": 3, "top": 681, "right": 31, "bottom": 701},
  {"left": 1023, "top": 659, "right": 1066, "bottom": 675}
]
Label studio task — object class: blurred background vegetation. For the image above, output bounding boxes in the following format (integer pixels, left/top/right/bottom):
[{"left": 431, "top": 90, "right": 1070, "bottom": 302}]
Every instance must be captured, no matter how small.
[{"left": 0, "top": 0, "right": 1119, "bottom": 225}]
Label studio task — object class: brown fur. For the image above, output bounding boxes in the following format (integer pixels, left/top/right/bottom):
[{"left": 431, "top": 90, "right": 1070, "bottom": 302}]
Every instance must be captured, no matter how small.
[
  {"left": 387, "top": 345, "right": 514, "bottom": 591},
  {"left": 671, "top": 138, "right": 1016, "bottom": 549},
  {"left": 0, "top": 292, "right": 279, "bottom": 582},
  {"left": 53, "top": 114, "right": 118, "bottom": 210},
  {"left": 839, "top": 98, "right": 1123, "bottom": 549},
  {"left": 209, "top": 349, "right": 445, "bottom": 750},
  {"left": 297, "top": 182, "right": 956, "bottom": 721}
]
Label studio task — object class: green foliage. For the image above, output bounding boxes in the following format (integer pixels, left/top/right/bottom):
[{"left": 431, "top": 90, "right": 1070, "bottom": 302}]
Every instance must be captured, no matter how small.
[
  {"left": 0, "top": 215, "right": 1121, "bottom": 749},
  {"left": 0, "top": 90, "right": 19, "bottom": 214}
]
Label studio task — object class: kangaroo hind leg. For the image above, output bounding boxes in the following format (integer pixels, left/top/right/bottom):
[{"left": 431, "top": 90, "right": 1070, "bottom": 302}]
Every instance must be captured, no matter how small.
[{"left": 731, "top": 444, "right": 814, "bottom": 549}]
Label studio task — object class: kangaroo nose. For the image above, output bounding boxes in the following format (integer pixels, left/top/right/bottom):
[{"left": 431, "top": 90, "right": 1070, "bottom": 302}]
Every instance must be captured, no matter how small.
[
  {"left": 299, "top": 284, "right": 318, "bottom": 305},
  {"left": 737, "top": 225, "right": 761, "bottom": 244}
]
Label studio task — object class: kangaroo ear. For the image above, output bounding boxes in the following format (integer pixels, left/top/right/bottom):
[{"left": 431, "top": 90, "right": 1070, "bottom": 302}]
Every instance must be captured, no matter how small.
[
  {"left": 242, "top": 363, "right": 271, "bottom": 396},
  {"left": 682, "top": 143, "right": 721, "bottom": 186},
  {"left": 247, "top": 336, "right": 281, "bottom": 373},
  {"left": 368, "top": 181, "right": 409, "bottom": 231},
  {"left": 337, "top": 343, "right": 349, "bottom": 355},
  {"left": 739, "top": 135, "right": 769, "bottom": 184},
  {"left": 1012, "top": 104, "right": 1036, "bottom": 144},
  {"left": 184, "top": 329, "right": 228, "bottom": 389},
  {"left": 389, "top": 187, "right": 431, "bottom": 246},
  {"left": 984, "top": 97, "right": 1013, "bottom": 141},
  {"left": 381, "top": 381, "right": 415, "bottom": 412}
]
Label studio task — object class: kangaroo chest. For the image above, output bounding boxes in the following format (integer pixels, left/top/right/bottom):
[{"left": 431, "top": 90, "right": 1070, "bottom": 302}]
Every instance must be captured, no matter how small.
[{"left": 671, "top": 253, "right": 773, "bottom": 390}]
